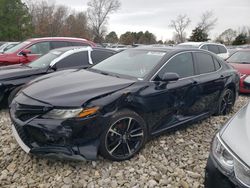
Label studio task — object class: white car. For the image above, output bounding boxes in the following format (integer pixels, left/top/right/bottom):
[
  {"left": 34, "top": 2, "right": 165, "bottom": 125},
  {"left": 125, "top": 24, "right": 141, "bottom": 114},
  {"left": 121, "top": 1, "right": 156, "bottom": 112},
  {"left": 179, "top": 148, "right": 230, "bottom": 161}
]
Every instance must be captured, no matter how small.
[{"left": 178, "top": 42, "right": 229, "bottom": 60}]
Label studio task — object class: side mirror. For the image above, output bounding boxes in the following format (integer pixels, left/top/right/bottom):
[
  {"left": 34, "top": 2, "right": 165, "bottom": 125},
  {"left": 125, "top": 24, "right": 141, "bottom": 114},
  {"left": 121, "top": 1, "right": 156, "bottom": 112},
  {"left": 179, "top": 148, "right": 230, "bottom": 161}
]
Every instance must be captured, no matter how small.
[
  {"left": 161, "top": 72, "right": 180, "bottom": 82},
  {"left": 20, "top": 49, "right": 31, "bottom": 56}
]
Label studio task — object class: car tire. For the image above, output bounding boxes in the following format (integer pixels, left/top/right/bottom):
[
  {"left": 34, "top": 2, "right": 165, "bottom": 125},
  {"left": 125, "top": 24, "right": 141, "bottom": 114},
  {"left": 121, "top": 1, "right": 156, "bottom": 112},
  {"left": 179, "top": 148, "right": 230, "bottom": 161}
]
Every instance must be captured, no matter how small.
[
  {"left": 99, "top": 109, "right": 148, "bottom": 161},
  {"left": 8, "top": 86, "right": 22, "bottom": 106},
  {"left": 215, "top": 88, "right": 235, "bottom": 116}
]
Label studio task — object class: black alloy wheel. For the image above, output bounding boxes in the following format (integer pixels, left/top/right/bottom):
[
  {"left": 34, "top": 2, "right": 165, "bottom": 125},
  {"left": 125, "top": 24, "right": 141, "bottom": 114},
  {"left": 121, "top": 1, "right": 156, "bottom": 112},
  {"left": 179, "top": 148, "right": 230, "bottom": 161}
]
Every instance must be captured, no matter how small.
[
  {"left": 217, "top": 89, "right": 235, "bottom": 115},
  {"left": 100, "top": 109, "right": 147, "bottom": 161}
]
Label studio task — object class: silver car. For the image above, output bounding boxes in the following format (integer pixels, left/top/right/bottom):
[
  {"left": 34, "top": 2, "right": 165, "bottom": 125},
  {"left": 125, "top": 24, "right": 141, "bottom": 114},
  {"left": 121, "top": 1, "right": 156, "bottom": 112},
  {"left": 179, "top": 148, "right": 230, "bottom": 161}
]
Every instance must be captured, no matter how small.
[{"left": 205, "top": 101, "right": 250, "bottom": 187}]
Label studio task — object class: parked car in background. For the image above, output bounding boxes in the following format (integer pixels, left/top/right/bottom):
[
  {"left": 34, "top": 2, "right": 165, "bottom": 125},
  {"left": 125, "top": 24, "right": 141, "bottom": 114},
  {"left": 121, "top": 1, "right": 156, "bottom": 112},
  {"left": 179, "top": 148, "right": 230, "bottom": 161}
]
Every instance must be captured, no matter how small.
[
  {"left": 0, "top": 42, "right": 19, "bottom": 53},
  {"left": 226, "top": 49, "right": 250, "bottom": 93},
  {"left": 107, "top": 44, "right": 131, "bottom": 52},
  {"left": 0, "top": 37, "right": 96, "bottom": 66},
  {"left": 10, "top": 47, "right": 239, "bottom": 161},
  {"left": 0, "top": 46, "right": 116, "bottom": 107},
  {"left": 205, "top": 101, "right": 250, "bottom": 188},
  {"left": 178, "top": 42, "right": 230, "bottom": 59}
]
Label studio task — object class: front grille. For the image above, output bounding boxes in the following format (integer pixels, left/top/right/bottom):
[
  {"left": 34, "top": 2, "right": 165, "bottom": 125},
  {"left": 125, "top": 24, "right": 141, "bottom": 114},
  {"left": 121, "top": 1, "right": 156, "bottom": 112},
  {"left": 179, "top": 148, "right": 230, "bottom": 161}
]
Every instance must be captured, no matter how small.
[{"left": 14, "top": 103, "right": 51, "bottom": 122}]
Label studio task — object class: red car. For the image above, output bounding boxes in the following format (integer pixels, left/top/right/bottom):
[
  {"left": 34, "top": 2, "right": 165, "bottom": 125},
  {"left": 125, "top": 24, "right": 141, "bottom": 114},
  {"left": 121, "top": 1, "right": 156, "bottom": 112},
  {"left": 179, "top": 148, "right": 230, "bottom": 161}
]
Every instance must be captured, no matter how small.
[
  {"left": 0, "top": 37, "right": 95, "bottom": 66},
  {"left": 227, "top": 49, "right": 250, "bottom": 93}
]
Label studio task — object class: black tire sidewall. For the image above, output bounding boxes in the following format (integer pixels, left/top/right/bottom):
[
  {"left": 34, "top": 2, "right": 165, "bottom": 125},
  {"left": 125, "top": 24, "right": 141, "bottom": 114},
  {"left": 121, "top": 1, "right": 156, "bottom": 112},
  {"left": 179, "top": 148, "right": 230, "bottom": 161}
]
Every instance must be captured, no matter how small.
[
  {"left": 216, "top": 88, "right": 235, "bottom": 115},
  {"left": 99, "top": 109, "right": 148, "bottom": 161}
]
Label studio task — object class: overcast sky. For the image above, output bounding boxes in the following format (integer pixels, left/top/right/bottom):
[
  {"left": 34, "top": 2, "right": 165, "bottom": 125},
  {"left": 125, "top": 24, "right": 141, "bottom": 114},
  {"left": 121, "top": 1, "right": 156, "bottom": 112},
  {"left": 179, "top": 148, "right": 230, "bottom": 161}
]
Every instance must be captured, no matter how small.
[{"left": 43, "top": 0, "right": 250, "bottom": 41}]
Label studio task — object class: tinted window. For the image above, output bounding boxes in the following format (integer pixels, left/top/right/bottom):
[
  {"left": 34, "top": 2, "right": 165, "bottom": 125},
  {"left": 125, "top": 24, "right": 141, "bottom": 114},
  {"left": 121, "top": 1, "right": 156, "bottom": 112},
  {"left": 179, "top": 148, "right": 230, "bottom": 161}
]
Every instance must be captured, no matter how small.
[
  {"left": 27, "top": 42, "right": 50, "bottom": 55},
  {"left": 91, "top": 50, "right": 115, "bottom": 64},
  {"left": 56, "top": 51, "right": 89, "bottom": 69},
  {"left": 195, "top": 52, "right": 215, "bottom": 74},
  {"left": 200, "top": 45, "right": 208, "bottom": 50},
  {"left": 51, "top": 41, "right": 69, "bottom": 49},
  {"left": 70, "top": 42, "right": 90, "bottom": 46},
  {"left": 156, "top": 52, "right": 194, "bottom": 79},
  {"left": 227, "top": 51, "right": 250, "bottom": 64},
  {"left": 207, "top": 45, "right": 219, "bottom": 54},
  {"left": 218, "top": 45, "right": 227, "bottom": 53}
]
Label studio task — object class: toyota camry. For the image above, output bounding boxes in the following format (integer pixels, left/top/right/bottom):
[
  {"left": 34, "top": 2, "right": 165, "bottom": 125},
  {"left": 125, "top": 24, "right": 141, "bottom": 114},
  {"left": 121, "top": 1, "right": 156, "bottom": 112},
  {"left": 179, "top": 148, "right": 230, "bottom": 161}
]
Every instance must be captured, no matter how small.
[{"left": 10, "top": 47, "right": 240, "bottom": 161}]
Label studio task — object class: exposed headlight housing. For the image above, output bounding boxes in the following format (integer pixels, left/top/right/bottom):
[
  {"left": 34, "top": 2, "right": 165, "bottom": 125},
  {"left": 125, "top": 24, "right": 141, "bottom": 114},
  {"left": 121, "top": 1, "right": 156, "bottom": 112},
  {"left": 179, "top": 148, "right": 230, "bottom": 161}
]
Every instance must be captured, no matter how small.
[
  {"left": 212, "top": 133, "right": 250, "bottom": 187},
  {"left": 212, "top": 134, "right": 234, "bottom": 173},
  {"left": 42, "top": 107, "right": 99, "bottom": 119}
]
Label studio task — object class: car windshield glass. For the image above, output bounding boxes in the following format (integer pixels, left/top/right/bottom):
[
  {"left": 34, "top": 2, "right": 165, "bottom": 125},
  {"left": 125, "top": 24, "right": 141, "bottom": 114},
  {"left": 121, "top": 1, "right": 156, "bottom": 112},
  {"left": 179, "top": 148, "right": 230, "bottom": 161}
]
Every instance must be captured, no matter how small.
[
  {"left": 227, "top": 51, "right": 250, "bottom": 64},
  {"left": 28, "top": 51, "right": 62, "bottom": 68},
  {"left": 91, "top": 49, "right": 166, "bottom": 79},
  {"left": 4, "top": 41, "right": 30, "bottom": 54}
]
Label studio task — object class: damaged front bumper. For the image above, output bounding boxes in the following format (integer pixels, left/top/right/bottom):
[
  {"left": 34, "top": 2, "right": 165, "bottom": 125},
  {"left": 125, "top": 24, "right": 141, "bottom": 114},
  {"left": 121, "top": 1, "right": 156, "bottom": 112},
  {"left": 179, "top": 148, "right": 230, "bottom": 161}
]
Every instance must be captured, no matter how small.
[{"left": 9, "top": 97, "right": 107, "bottom": 161}]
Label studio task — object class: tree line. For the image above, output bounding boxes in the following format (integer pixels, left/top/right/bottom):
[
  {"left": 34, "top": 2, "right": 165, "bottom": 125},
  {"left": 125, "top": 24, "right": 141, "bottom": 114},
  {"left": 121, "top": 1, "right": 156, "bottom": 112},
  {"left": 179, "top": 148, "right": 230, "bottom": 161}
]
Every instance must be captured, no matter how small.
[{"left": 0, "top": 0, "right": 249, "bottom": 45}]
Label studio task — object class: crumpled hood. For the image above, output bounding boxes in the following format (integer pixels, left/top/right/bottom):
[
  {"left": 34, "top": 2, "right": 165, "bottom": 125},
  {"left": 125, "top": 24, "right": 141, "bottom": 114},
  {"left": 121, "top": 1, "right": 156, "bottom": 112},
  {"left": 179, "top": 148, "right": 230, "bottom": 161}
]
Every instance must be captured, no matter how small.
[
  {"left": 221, "top": 101, "right": 250, "bottom": 166},
  {"left": 22, "top": 69, "right": 135, "bottom": 107},
  {"left": 0, "top": 64, "right": 41, "bottom": 81}
]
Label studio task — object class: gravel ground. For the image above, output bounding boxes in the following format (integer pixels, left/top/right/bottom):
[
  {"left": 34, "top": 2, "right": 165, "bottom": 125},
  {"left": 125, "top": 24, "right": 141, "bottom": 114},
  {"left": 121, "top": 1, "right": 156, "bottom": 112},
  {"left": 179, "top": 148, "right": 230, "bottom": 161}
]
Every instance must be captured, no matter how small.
[{"left": 0, "top": 95, "right": 249, "bottom": 188}]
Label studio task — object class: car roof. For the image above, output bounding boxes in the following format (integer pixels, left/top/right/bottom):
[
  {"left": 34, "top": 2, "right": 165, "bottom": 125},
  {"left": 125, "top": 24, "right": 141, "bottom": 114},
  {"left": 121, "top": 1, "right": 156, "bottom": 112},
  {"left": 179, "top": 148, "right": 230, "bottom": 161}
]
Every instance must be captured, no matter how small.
[
  {"left": 178, "top": 42, "right": 226, "bottom": 47},
  {"left": 25, "top": 37, "right": 96, "bottom": 46},
  {"left": 50, "top": 46, "right": 117, "bottom": 54},
  {"left": 133, "top": 46, "right": 206, "bottom": 53}
]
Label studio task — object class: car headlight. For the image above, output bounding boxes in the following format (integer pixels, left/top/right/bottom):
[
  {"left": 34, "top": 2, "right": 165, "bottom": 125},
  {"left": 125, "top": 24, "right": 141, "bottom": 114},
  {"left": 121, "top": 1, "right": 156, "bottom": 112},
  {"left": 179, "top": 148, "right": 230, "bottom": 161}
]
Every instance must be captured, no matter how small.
[
  {"left": 42, "top": 107, "right": 99, "bottom": 119},
  {"left": 212, "top": 133, "right": 250, "bottom": 187},
  {"left": 212, "top": 134, "right": 234, "bottom": 173},
  {"left": 235, "top": 159, "right": 250, "bottom": 187}
]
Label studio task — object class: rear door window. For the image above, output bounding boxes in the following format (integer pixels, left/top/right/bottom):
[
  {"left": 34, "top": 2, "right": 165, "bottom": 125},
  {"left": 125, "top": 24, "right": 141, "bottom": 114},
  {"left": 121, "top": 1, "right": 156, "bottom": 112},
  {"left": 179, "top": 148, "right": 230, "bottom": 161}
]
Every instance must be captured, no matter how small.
[
  {"left": 195, "top": 52, "right": 215, "bottom": 74},
  {"left": 91, "top": 50, "right": 115, "bottom": 64},
  {"left": 51, "top": 41, "right": 69, "bottom": 49},
  {"left": 56, "top": 51, "right": 89, "bottom": 69},
  {"left": 218, "top": 45, "right": 227, "bottom": 53},
  {"left": 70, "top": 42, "right": 90, "bottom": 47},
  {"left": 207, "top": 45, "right": 220, "bottom": 54}
]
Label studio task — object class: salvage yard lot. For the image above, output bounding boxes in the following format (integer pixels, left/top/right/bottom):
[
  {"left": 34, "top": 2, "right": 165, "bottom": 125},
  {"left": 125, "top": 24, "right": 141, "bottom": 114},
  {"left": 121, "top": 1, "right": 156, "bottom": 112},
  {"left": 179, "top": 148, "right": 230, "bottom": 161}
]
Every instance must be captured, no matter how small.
[{"left": 0, "top": 95, "right": 249, "bottom": 188}]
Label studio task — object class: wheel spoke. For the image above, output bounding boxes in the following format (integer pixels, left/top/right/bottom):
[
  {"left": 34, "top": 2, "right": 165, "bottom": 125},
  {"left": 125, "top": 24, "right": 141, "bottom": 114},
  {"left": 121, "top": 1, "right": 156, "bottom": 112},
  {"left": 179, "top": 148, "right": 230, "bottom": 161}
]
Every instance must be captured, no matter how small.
[
  {"left": 109, "top": 128, "right": 122, "bottom": 136},
  {"left": 130, "top": 132, "right": 143, "bottom": 138},
  {"left": 109, "top": 140, "right": 122, "bottom": 154},
  {"left": 127, "top": 118, "right": 133, "bottom": 131},
  {"left": 126, "top": 142, "right": 132, "bottom": 155}
]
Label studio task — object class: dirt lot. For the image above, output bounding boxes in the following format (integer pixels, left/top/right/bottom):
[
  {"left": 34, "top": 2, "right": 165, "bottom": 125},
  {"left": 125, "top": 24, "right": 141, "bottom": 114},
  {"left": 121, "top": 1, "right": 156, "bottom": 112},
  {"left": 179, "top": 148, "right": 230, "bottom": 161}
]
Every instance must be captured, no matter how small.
[{"left": 0, "top": 95, "right": 249, "bottom": 188}]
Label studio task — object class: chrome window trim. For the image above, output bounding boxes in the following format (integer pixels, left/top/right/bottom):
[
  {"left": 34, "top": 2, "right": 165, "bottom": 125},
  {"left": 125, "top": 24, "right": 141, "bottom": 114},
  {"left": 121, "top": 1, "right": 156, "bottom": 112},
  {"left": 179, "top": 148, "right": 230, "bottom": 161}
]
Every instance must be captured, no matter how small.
[{"left": 150, "top": 51, "right": 222, "bottom": 82}]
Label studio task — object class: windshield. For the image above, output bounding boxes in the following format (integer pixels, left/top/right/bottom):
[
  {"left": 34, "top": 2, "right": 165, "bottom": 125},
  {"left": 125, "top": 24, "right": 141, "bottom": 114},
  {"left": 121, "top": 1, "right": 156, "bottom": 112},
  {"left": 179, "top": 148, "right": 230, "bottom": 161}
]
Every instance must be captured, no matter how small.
[
  {"left": 227, "top": 51, "right": 250, "bottom": 64},
  {"left": 4, "top": 41, "right": 30, "bottom": 54},
  {"left": 28, "top": 51, "right": 62, "bottom": 68},
  {"left": 91, "top": 49, "right": 166, "bottom": 79}
]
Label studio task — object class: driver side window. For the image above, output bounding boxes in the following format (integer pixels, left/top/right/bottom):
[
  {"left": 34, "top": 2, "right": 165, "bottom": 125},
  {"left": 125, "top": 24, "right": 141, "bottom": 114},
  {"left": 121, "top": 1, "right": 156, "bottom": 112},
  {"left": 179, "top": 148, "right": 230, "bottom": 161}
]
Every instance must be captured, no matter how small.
[
  {"left": 27, "top": 42, "right": 50, "bottom": 55},
  {"left": 155, "top": 52, "right": 195, "bottom": 80}
]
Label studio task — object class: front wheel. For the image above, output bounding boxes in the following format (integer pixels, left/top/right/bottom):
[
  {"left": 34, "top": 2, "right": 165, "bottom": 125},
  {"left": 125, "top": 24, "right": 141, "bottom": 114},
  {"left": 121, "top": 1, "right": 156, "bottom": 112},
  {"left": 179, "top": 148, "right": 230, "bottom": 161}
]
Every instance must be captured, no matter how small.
[
  {"left": 215, "top": 88, "right": 235, "bottom": 115},
  {"left": 99, "top": 109, "right": 147, "bottom": 161}
]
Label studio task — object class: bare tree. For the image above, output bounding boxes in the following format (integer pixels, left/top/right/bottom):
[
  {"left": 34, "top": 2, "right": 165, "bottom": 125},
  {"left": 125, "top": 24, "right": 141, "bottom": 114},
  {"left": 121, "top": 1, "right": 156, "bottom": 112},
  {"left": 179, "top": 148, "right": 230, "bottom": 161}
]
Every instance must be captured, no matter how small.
[
  {"left": 218, "top": 28, "right": 236, "bottom": 45},
  {"left": 87, "top": 0, "right": 121, "bottom": 43},
  {"left": 198, "top": 10, "right": 217, "bottom": 34},
  {"left": 169, "top": 14, "right": 191, "bottom": 43}
]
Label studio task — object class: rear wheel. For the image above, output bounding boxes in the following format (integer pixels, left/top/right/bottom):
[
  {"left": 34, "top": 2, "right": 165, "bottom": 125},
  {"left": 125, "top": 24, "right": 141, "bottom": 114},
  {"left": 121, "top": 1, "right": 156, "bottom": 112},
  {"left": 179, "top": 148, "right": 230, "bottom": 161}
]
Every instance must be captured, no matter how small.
[
  {"left": 215, "top": 88, "right": 235, "bottom": 115},
  {"left": 99, "top": 109, "right": 147, "bottom": 161}
]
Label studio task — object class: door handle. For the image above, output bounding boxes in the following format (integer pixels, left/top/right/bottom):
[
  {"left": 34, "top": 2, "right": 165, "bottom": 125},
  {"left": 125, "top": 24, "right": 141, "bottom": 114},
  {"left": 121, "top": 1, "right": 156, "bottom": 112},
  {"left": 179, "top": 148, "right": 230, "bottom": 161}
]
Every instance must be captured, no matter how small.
[{"left": 220, "top": 75, "right": 224, "bottom": 78}]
